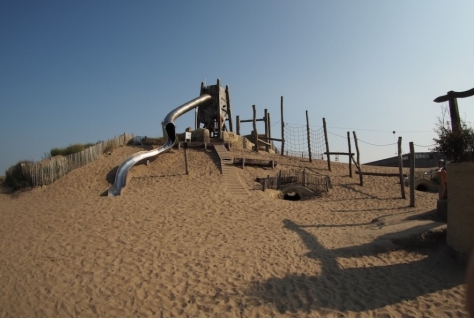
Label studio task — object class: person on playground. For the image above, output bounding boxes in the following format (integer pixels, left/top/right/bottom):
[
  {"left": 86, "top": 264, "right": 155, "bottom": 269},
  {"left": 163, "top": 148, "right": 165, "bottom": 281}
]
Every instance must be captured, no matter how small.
[{"left": 438, "top": 159, "right": 447, "bottom": 200}]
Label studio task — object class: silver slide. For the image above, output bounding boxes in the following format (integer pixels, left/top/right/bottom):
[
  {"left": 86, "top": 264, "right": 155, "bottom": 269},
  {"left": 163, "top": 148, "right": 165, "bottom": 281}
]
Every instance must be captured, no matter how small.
[{"left": 108, "top": 94, "right": 212, "bottom": 196}]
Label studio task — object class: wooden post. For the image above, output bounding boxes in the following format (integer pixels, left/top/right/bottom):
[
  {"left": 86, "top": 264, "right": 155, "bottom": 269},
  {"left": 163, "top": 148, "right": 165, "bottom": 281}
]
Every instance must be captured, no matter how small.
[
  {"left": 347, "top": 132, "right": 352, "bottom": 178},
  {"left": 216, "top": 78, "right": 222, "bottom": 139},
  {"left": 303, "top": 169, "right": 306, "bottom": 187},
  {"left": 306, "top": 110, "right": 312, "bottom": 162},
  {"left": 183, "top": 142, "right": 189, "bottom": 175},
  {"left": 242, "top": 157, "right": 245, "bottom": 169},
  {"left": 398, "top": 136, "right": 406, "bottom": 199},
  {"left": 225, "top": 85, "right": 233, "bottom": 132},
  {"left": 353, "top": 131, "right": 363, "bottom": 186},
  {"left": 267, "top": 112, "right": 272, "bottom": 151},
  {"left": 323, "top": 118, "right": 331, "bottom": 171},
  {"left": 236, "top": 115, "right": 240, "bottom": 135},
  {"left": 409, "top": 142, "right": 415, "bottom": 207},
  {"left": 281, "top": 96, "right": 285, "bottom": 156},
  {"left": 195, "top": 108, "right": 198, "bottom": 130},
  {"left": 277, "top": 170, "right": 281, "bottom": 189},
  {"left": 252, "top": 105, "right": 259, "bottom": 152},
  {"left": 264, "top": 108, "right": 269, "bottom": 152}
]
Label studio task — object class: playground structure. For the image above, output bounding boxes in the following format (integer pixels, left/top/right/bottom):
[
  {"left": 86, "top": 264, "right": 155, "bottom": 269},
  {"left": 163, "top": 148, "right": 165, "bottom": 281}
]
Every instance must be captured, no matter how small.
[{"left": 108, "top": 79, "right": 233, "bottom": 196}]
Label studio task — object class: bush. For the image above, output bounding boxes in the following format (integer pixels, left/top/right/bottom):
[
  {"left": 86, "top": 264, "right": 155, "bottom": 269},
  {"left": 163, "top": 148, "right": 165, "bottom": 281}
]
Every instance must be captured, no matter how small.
[
  {"left": 432, "top": 109, "right": 474, "bottom": 163},
  {"left": 4, "top": 161, "right": 33, "bottom": 190},
  {"left": 49, "top": 143, "right": 97, "bottom": 157}
]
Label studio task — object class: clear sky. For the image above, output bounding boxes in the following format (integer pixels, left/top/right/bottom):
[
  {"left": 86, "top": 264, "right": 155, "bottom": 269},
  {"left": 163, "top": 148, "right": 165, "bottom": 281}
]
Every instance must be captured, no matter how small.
[{"left": 1, "top": 0, "right": 473, "bottom": 174}]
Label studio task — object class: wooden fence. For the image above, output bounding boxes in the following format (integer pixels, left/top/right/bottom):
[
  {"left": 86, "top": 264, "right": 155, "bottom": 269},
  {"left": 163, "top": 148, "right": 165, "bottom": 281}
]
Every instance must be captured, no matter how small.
[
  {"left": 16, "top": 133, "right": 134, "bottom": 187},
  {"left": 257, "top": 168, "right": 330, "bottom": 194}
]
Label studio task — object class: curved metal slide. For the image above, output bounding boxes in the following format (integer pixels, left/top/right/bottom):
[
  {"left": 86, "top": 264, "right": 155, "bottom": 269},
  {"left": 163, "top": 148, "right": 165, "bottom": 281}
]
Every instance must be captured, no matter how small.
[{"left": 108, "top": 94, "right": 212, "bottom": 196}]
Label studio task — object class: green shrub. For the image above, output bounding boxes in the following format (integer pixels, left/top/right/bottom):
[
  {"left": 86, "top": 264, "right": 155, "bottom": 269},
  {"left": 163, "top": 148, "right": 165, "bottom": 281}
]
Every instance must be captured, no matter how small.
[
  {"left": 4, "top": 161, "right": 33, "bottom": 190},
  {"left": 50, "top": 143, "right": 97, "bottom": 157},
  {"left": 432, "top": 110, "right": 474, "bottom": 163}
]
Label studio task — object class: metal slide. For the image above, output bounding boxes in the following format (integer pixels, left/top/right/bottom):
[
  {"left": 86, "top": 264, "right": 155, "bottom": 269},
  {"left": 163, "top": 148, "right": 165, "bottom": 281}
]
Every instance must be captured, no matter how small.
[{"left": 108, "top": 94, "right": 212, "bottom": 196}]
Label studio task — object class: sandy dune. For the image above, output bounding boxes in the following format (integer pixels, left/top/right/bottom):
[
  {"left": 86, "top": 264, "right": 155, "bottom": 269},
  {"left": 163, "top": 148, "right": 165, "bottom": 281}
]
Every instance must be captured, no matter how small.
[{"left": 0, "top": 145, "right": 468, "bottom": 317}]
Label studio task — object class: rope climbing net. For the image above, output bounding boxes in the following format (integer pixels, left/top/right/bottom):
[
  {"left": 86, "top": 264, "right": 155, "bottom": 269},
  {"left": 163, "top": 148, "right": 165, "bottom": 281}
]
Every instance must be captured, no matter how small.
[{"left": 283, "top": 123, "right": 326, "bottom": 160}]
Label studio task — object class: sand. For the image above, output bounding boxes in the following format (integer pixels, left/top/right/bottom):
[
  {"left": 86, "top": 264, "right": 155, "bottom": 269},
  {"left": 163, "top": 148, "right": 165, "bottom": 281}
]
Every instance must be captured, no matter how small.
[{"left": 0, "top": 145, "right": 468, "bottom": 317}]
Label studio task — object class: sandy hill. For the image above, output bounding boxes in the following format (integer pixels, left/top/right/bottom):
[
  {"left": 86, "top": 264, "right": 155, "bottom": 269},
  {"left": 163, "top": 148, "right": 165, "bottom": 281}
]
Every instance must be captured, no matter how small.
[{"left": 0, "top": 145, "right": 467, "bottom": 317}]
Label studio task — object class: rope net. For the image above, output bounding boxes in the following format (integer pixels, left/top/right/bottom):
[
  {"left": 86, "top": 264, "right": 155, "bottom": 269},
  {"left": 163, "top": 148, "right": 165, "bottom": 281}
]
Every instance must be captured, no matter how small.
[{"left": 283, "top": 123, "right": 326, "bottom": 160}]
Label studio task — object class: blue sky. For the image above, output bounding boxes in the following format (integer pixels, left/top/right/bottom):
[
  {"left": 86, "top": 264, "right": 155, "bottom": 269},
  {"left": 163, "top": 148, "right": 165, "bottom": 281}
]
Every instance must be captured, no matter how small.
[{"left": 1, "top": 0, "right": 473, "bottom": 174}]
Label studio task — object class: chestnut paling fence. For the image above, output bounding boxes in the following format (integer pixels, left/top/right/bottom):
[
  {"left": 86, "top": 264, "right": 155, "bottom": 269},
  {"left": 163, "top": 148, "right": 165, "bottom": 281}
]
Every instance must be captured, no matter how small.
[
  {"left": 11, "top": 133, "right": 134, "bottom": 187},
  {"left": 258, "top": 168, "right": 330, "bottom": 194}
]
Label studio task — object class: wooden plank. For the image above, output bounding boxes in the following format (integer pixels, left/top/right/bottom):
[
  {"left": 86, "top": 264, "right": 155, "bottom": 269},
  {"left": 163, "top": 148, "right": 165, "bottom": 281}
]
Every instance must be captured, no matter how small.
[
  {"left": 325, "top": 152, "right": 355, "bottom": 156},
  {"left": 355, "top": 171, "right": 407, "bottom": 177},
  {"left": 233, "top": 158, "right": 277, "bottom": 167},
  {"left": 240, "top": 118, "right": 265, "bottom": 123},
  {"left": 257, "top": 138, "right": 272, "bottom": 146}
]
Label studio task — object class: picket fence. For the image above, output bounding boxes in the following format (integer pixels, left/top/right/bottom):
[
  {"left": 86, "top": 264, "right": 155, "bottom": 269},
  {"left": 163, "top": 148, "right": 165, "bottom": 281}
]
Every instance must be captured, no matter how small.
[
  {"left": 19, "top": 133, "right": 134, "bottom": 187},
  {"left": 258, "top": 168, "right": 330, "bottom": 194}
]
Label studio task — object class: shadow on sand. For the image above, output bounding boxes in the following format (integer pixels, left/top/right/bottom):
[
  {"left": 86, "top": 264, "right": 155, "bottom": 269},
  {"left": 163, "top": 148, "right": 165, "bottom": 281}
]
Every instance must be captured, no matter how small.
[{"left": 246, "top": 219, "right": 464, "bottom": 314}]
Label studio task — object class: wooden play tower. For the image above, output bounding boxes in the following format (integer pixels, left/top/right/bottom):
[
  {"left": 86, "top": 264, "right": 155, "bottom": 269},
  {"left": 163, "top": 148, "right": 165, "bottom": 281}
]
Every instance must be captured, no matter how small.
[{"left": 196, "top": 78, "right": 233, "bottom": 140}]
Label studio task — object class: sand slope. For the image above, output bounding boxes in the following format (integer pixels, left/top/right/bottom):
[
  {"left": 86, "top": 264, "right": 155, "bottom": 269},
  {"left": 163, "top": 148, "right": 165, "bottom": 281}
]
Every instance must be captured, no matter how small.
[{"left": 0, "top": 145, "right": 467, "bottom": 317}]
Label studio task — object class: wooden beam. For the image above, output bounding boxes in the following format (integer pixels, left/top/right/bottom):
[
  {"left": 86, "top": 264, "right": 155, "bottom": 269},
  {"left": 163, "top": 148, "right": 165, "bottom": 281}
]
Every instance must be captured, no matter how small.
[
  {"left": 240, "top": 118, "right": 265, "bottom": 123},
  {"left": 355, "top": 171, "right": 407, "bottom": 177},
  {"left": 225, "top": 85, "right": 233, "bottom": 132},
  {"left": 257, "top": 138, "right": 272, "bottom": 147},
  {"left": 234, "top": 158, "right": 277, "bottom": 167},
  {"left": 325, "top": 152, "right": 355, "bottom": 156}
]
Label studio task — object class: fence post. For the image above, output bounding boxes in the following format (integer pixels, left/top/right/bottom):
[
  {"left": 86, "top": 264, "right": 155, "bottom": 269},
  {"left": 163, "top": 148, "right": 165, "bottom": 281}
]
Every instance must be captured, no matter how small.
[
  {"left": 398, "top": 136, "right": 406, "bottom": 199},
  {"left": 306, "top": 110, "right": 312, "bottom": 162},
  {"left": 281, "top": 96, "right": 285, "bottom": 156},
  {"left": 353, "top": 131, "right": 363, "bottom": 186},
  {"left": 347, "top": 132, "right": 353, "bottom": 177},
  {"left": 267, "top": 112, "right": 272, "bottom": 151},
  {"left": 410, "top": 142, "right": 415, "bottom": 207},
  {"left": 277, "top": 170, "right": 281, "bottom": 189},
  {"left": 252, "top": 105, "right": 259, "bottom": 152},
  {"left": 323, "top": 118, "right": 331, "bottom": 171},
  {"left": 264, "top": 108, "right": 269, "bottom": 152},
  {"left": 236, "top": 115, "right": 240, "bottom": 135}
]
